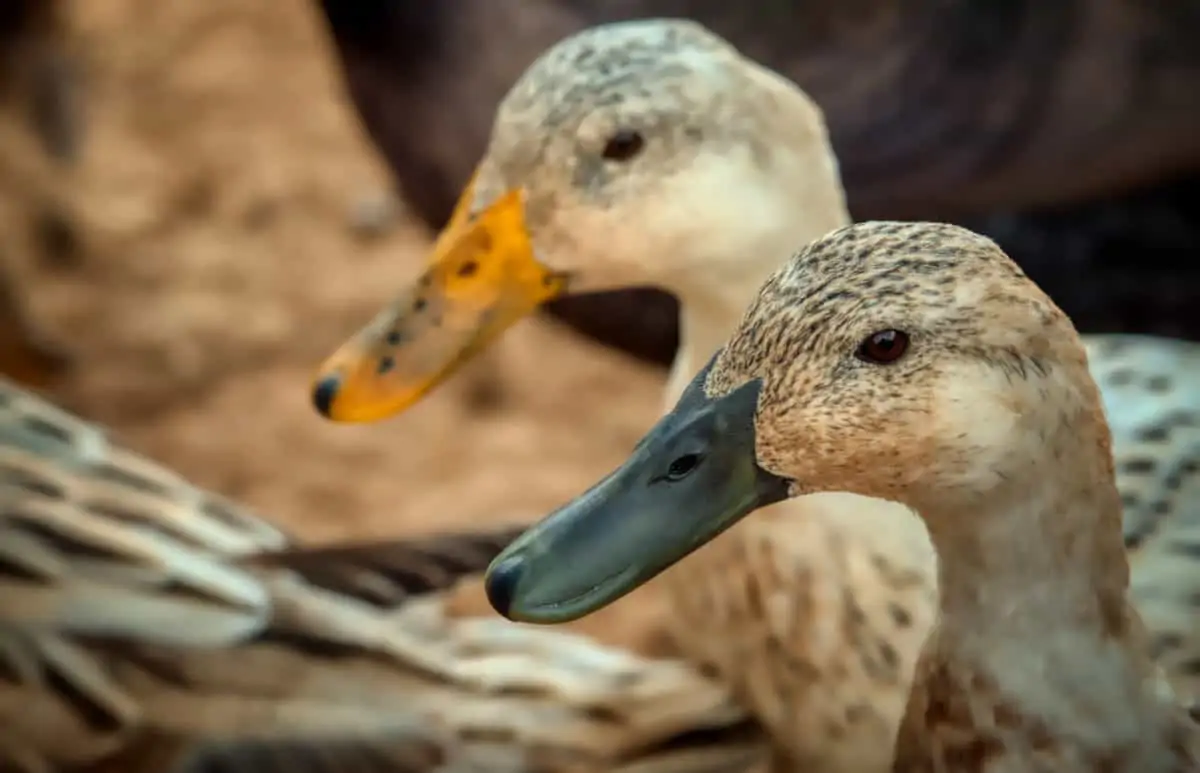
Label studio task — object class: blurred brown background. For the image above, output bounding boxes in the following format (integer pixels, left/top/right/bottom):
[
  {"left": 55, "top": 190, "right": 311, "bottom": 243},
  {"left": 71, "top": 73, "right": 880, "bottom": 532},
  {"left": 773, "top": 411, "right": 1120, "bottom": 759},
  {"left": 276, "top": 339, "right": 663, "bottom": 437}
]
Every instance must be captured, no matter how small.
[{"left": 0, "top": 0, "right": 673, "bottom": 647}]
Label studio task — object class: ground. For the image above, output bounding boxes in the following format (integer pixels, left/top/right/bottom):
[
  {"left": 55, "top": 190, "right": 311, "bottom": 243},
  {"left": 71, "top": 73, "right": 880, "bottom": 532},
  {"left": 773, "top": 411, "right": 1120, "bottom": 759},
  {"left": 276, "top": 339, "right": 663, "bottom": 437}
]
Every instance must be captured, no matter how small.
[{"left": 2, "top": 0, "right": 674, "bottom": 652}]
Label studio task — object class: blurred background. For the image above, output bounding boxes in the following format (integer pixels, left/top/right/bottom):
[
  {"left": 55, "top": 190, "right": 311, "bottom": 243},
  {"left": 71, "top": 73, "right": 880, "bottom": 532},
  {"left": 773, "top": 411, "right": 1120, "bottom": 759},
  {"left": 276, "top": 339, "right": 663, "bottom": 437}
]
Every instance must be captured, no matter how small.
[
  {"left": 2, "top": 0, "right": 1197, "bottom": 653},
  {"left": 0, "top": 0, "right": 664, "bottom": 538}
]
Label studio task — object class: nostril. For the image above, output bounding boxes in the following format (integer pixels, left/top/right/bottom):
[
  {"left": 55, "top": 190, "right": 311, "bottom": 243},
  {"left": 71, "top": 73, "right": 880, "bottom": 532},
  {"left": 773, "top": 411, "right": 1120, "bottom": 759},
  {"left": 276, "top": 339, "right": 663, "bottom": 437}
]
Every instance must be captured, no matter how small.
[{"left": 484, "top": 555, "right": 525, "bottom": 618}]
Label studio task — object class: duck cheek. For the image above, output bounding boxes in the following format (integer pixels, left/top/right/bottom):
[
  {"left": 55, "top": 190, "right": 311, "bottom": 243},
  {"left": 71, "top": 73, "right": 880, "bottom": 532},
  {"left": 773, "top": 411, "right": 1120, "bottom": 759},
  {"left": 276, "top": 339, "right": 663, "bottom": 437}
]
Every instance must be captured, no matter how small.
[
  {"left": 535, "top": 212, "right": 653, "bottom": 291},
  {"left": 760, "top": 415, "right": 926, "bottom": 503}
]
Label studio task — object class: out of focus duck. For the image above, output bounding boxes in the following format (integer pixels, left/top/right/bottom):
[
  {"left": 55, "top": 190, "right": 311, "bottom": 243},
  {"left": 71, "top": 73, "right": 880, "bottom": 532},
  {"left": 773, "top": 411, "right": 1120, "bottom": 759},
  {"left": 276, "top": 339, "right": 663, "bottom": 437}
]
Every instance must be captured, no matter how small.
[
  {"left": 0, "top": 377, "right": 761, "bottom": 773},
  {"left": 313, "top": 0, "right": 1200, "bottom": 364}
]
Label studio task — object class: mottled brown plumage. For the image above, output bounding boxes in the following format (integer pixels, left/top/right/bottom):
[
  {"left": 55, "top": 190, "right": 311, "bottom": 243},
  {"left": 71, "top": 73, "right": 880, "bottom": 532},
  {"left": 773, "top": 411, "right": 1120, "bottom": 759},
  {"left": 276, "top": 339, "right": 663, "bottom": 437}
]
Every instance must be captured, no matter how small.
[
  {"left": 700, "top": 220, "right": 1197, "bottom": 771},
  {"left": 1092, "top": 336, "right": 1200, "bottom": 702}
]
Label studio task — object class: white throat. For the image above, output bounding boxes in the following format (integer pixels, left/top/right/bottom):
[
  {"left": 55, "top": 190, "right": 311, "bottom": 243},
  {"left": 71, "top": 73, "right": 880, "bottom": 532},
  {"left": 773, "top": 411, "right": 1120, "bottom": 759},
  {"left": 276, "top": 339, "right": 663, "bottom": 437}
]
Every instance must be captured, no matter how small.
[
  {"left": 661, "top": 201, "right": 849, "bottom": 409},
  {"left": 906, "top": 394, "right": 1186, "bottom": 770}
]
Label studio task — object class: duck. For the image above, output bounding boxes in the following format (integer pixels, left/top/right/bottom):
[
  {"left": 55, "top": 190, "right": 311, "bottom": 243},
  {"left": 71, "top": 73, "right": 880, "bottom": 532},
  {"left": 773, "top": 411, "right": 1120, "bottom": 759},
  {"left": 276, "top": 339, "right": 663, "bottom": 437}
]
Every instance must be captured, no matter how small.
[
  {"left": 484, "top": 220, "right": 1199, "bottom": 772},
  {"left": 312, "top": 0, "right": 1200, "bottom": 366},
  {"left": 0, "top": 376, "right": 763, "bottom": 773},
  {"left": 310, "top": 19, "right": 1200, "bottom": 773},
  {"left": 1089, "top": 335, "right": 1200, "bottom": 700}
]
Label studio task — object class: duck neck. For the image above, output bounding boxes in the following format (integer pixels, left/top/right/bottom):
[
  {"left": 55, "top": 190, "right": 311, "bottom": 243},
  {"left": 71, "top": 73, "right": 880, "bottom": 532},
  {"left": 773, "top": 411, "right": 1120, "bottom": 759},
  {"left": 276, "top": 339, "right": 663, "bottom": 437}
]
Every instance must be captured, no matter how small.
[
  {"left": 901, "top": 405, "right": 1187, "bottom": 767},
  {"left": 924, "top": 458, "right": 1132, "bottom": 652},
  {"left": 663, "top": 285, "right": 759, "bottom": 408},
  {"left": 659, "top": 61, "right": 852, "bottom": 410}
]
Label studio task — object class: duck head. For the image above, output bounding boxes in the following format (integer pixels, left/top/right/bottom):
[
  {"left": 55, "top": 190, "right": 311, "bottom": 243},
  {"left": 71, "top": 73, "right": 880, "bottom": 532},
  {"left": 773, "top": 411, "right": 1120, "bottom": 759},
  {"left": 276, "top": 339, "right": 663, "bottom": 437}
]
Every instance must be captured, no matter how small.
[
  {"left": 311, "top": 18, "right": 845, "bottom": 422},
  {"left": 483, "top": 220, "right": 1107, "bottom": 623}
]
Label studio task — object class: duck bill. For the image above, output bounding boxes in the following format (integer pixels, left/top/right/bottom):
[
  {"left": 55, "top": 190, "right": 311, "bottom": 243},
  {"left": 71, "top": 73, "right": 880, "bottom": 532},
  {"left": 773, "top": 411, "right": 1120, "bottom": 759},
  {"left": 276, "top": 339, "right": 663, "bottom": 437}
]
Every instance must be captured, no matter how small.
[
  {"left": 311, "top": 177, "right": 569, "bottom": 423},
  {"left": 484, "top": 363, "right": 791, "bottom": 624}
]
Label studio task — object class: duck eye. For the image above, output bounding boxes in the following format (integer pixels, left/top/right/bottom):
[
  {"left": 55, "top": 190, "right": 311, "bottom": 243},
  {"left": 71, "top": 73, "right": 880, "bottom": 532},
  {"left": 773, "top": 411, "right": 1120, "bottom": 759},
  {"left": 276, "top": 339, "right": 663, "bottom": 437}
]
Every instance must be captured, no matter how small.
[
  {"left": 601, "top": 129, "right": 645, "bottom": 162},
  {"left": 664, "top": 453, "right": 701, "bottom": 481},
  {"left": 856, "top": 329, "right": 910, "bottom": 364}
]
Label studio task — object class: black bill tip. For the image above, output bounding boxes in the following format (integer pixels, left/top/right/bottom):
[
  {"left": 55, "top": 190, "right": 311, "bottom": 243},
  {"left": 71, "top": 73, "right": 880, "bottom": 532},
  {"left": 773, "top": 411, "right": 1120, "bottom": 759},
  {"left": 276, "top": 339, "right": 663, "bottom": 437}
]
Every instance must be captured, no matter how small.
[
  {"left": 311, "top": 374, "right": 341, "bottom": 418},
  {"left": 484, "top": 554, "right": 525, "bottom": 618}
]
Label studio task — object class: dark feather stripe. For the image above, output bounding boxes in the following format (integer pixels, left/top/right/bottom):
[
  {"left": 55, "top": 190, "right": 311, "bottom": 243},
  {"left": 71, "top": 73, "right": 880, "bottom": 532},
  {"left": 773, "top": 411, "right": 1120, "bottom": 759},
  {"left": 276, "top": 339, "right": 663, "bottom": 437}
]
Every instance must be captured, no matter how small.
[
  {"left": 169, "top": 735, "right": 449, "bottom": 773},
  {"left": 245, "top": 524, "right": 528, "bottom": 608}
]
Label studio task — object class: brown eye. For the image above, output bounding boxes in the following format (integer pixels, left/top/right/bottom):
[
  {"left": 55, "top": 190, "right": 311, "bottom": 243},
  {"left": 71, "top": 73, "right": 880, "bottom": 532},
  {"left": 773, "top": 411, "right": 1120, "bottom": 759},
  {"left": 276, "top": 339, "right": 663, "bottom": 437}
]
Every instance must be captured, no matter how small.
[
  {"left": 601, "top": 129, "right": 645, "bottom": 161},
  {"left": 857, "top": 329, "right": 910, "bottom": 364}
]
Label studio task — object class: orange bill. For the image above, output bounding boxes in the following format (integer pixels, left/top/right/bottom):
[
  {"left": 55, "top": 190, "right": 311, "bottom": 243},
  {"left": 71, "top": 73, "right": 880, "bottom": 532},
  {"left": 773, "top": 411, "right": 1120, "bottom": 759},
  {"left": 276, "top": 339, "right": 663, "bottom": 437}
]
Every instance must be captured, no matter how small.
[{"left": 311, "top": 184, "right": 569, "bottom": 423}]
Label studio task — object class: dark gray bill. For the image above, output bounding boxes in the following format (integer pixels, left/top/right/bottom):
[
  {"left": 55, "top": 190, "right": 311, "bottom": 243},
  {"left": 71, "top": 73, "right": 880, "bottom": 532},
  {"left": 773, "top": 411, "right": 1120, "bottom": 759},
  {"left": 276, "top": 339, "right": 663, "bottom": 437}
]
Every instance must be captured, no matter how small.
[{"left": 484, "top": 355, "right": 791, "bottom": 624}]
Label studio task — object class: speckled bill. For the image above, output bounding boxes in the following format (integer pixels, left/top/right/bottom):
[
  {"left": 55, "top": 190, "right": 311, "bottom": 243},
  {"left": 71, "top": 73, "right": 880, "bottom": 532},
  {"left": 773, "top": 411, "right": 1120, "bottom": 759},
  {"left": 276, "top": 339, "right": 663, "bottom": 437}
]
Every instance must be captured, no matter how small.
[{"left": 310, "top": 178, "right": 569, "bottom": 423}]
